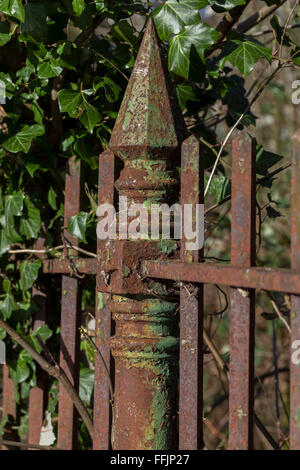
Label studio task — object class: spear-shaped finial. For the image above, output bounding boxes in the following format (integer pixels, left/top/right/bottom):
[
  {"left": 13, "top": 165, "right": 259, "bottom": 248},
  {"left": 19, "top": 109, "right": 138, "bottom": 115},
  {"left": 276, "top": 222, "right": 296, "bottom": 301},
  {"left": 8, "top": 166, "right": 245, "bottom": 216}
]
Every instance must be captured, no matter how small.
[{"left": 109, "top": 17, "right": 187, "bottom": 160}]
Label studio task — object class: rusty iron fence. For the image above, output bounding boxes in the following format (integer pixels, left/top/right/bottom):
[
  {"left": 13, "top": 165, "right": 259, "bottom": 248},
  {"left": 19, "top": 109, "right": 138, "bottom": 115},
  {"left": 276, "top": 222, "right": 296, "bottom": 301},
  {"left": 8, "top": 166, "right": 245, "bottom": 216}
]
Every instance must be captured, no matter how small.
[{"left": 1, "top": 17, "right": 300, "bottom": 451}]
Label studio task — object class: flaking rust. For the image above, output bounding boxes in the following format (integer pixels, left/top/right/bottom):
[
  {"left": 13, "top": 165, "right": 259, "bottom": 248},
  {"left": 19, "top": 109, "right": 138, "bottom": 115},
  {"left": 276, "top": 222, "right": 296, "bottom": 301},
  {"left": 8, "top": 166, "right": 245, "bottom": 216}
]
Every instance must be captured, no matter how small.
[{"left": 105, "top": 18, "right": 187, "bottom": 450}]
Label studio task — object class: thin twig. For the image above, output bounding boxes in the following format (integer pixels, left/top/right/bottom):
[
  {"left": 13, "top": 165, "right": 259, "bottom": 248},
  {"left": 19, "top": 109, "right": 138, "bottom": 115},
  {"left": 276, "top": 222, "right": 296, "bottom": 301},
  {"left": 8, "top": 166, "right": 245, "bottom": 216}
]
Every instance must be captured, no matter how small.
[
  {"left": 270, "top": 299, "right": 291, "bottom": 334},
  {"left": 8, "top": 245, "right": 97, "bottom": 258}
]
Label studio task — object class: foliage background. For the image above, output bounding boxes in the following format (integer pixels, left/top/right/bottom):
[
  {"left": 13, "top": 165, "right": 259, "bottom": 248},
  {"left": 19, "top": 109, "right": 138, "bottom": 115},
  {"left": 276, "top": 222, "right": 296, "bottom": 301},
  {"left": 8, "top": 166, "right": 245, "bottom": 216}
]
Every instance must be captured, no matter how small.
[{"left": 0, "top": 0, "right": 298, "bottom": 449}]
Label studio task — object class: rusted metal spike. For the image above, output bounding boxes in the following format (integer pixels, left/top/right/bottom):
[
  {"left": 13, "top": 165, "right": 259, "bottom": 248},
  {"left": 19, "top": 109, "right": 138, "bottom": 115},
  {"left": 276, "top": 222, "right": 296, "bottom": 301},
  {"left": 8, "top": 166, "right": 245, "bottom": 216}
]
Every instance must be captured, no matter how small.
[
  {"left": 179, "top": 135, "right": 204, "bottom": 450},
  {"left": 57, "top": 157, "right": 81, "bottom": 450},
  {"left": 228, "top": 132, "right": 256, "bottom": 450},
  {"left": 290, "top": 130, "right": 300, "bottom": 449},
  {"left": 106, "top": 18, "right": 187, "bottom": 450},
  {"left": 110, "top": 17, "right": 187, "bottom": 161}
]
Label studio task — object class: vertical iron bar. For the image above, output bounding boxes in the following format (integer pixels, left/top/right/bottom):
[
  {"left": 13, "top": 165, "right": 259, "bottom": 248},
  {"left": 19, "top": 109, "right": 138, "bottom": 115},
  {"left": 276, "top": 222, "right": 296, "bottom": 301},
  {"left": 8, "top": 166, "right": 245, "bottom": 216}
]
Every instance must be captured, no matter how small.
[
  {"left": 179, "top": 135, "right": 204, "bottom": 450},
  {"left": 2, "top": 365, "right": 19, "bottom": 449},
  {"left": 2, "top": 365, "right": 16, "bottom": 421},
  {"left": 57, "top": 157, "right": 81, "bottom": 450},
  {"left": 93, "top": 150, "right": 115, "bottom": 450},
  {"left": 228, "top": 132, "right": 256, "bottom": 450},
  {"left": 290, "top": 130, "right": 300, "bottom": 449},
  {"left": 28, "top": 236, "right": 48, "bottom": 447},
  {"left": 28, "top": 295, "right": 48, "bottom": 446}
]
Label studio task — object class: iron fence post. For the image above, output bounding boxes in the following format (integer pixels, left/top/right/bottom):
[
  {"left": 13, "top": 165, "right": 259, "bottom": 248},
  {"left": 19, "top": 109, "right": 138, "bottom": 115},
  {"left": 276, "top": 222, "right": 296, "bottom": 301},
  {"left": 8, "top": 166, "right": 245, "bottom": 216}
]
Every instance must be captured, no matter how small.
[{"left": 105, "top": 18, "right": 187, "bottom": 449}]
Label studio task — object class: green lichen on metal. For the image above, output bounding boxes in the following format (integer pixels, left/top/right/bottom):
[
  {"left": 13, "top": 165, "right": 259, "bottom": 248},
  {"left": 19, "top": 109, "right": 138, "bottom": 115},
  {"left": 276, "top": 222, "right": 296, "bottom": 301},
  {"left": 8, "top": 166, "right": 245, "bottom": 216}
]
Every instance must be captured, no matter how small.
[
  {"left": 97, "top": 292, "right": 104, "bottom": 310},
  {"left": 142, "top": 357, "right": 178, "bottom": 449},
  {"left": 295, "top": 408, "right": 300, "bottom": 428},
  {"left": 158, "top": 240, "right": 178, "bottom": 255},
  {"left": 109, "top": 18, "right": 187, "bottom": 158}
]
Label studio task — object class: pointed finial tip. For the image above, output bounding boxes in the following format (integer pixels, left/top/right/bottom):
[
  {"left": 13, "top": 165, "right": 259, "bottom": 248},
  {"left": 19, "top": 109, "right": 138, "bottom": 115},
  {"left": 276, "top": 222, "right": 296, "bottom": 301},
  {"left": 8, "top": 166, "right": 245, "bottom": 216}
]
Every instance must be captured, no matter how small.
[{"left": 145, "top": 16, "right": 156, "bottom": 33}]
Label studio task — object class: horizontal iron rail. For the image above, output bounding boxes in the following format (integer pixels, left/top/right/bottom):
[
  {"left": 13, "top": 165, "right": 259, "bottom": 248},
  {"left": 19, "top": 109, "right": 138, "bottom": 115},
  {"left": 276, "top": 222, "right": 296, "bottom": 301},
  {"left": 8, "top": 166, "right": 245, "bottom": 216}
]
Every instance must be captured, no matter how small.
[
  {"left": 142, "top": 260, "right": 300, "bottom": 295},
  {"left": 42, "top": 258, "right": 96, "bottom": 274}
]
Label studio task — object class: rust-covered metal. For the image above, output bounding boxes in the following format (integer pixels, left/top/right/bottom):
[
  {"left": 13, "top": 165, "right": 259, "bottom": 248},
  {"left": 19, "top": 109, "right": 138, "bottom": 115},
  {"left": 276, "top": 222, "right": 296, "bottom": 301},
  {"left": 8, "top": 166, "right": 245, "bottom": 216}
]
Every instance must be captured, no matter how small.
[
  {"left": 290, "top": 130, "right": 300, "bottom": 449},
  {"left": 106, "top": 17, "right": 187, "bottom": 450},
  {"left": 2, "top": 365, "right": 19, "bottom": 449},
  {"left": 19, "top": 11, "right": 300, "bottom": 452},
  {"left": 143, "top": 261, "right": 300, "bottom": 295},
  {"left": 28, "top": 235, "right": 48, "bottom": 447},
  {"left": 57, "top": 157, "right": 81, "bottom": 450},
  {"left": 93, "top": 150, "right": 115, "bottom": 450},
  {"left": 228, "top": 132, "right": 256, "bottom": 450},
  {"left": 42, "top": 258, "right": 96, "bottom": 275},
  {"left": 179, "top": 135, "right": 204, "bottom": 450}
]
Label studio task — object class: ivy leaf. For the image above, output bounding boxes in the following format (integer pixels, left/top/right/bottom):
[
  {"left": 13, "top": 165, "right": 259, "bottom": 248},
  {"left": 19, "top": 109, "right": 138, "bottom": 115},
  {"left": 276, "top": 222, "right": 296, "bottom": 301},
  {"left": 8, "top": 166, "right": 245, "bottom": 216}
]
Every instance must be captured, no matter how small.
[
  {"left": 0, "top": 293, "right": 17, "bottom": 319},
  {"left": 0, "top": 230, "right": 9, "bottom": 255},
  {"left": 256, "top": 144, "right": 283, "bottom": 175},
  {"left": 79, "top": 368, "right": 94, "bottom": 406},
  {"left": 48, "top": 187, "right": 57, "bottom": 210},
  {"left": 0, "top": 32, "right": 11, "bottom": 46},
  {"left": 20, "top": 196, "right": 41, "bottom": 240},
  {"left": 5, "top": 193, "right": 24, "bottom": 217},
  {"left": 220, "top": 40, "right": 272, "bottom": 76},
  {"left": 270, "top": 15, "right": 292, "bottom": 47},
  {"left": 15, "top": 359, "right": 30, "bottom": 384},
  {"left": 80, "top": 100, "right": 101, "bottom": 133},
  {"left": 19, "top": 259, "right": 42, "bottom": 292},
  {"left": 3, "top": 124, "right": 45, "bottom": 153},
  {"left": 94, "top": 77, "right": 121, "bottom": 103},
  {"left": 153, "top": 0, "right": 208, "bottom": 42},
  {"left": 0, "top": 0, "right": 25, "bottom": 22},
  {"left": 33, "top": 325, "right": 53, "bottom": 342},
  {"left": 209, "top": 0, "right": 246, "bottom": 12},
  {"left": 169, "top": 22, "right": 219, "bottom": 78},
  {"left": 31, "top": 101, "right": 44, "bottom": 125},
  {"left": 20, "top": 3, "right": 47, "bottom": 41},
  {"left": 58, "top": 90, "right": 84, "bottom": 117},
  {"left": 68, "top": 211, "right": 89, "bottom": 243},
  {"left": 37, "top": 61, "right": 63, "bottom": 79},
  {"left": 266, "top": 205, "right": 281, "bottom": 218},
  {"left": 176, "top": 83, "right": 196, "bottom": 110},
  {"left": 112, "top": 20, "right": 138, "bottom": 48},
  {"left": 72, "top": 0, "right": 86, "bottom": 16},
  {"left": 205, "top": 174, "right": 231, "bottom": 204}
]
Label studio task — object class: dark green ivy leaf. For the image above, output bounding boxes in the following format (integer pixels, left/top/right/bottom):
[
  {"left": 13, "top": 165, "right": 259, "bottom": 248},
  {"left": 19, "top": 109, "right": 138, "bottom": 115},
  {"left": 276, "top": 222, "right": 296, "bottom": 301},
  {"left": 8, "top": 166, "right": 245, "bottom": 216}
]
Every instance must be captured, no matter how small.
[
  {"left": 266, "top": 205, "right": 282, "bottom": 218},
  {"left": 19, "top": 196, "right": 41, "bottom": 240},
  {"left": 37, "top": 61, "right": 63, "bottom": 79},
  {"left": 58, "top": 89, "right": 84, "bottom": 117},
  {"left": 72, "top": 0, "right": 86, "bottom": 16},
  {"left": 256, "top": 144, "right": 283, "bottom": 175},
  {"left": 79, "top": 368, "right": 94, "bottom": 406},
  {"left": 68, "top": 211, "right": 89, "bottom": 243},
  {"left": 0, "top": 230, "right": 9, "bottom": 255},
  {"left": 209, "top": 0, "right": 246, "bottom": 12},
  {"left": 153, "top": 0, "right": 208, "bottom": 42},
  {"left": 3, "top": 125, "right": 45, "bottom": 153},
  {"left": 80, "top": 100, "right": 101, "bottom": 133},
  {"left": 220, "top": 40, "right": 272, "bottom": 76},
  {"left": 20, "top": 3, "right": 47, "bottom": 41},
  {"left": 0, "top": 293, "right": 17, "bottom": 319},
  {"left": 19, "top": 259, "right": 42, "bottom": 292},
  {"left": 5, "top": 193, "right": 24, "bottom": 217},
  {"left": 0, "top": 0, "right": 25, "bottom": 22},
  {"left": 169, "top": 22, "right": 219, "bottom": 78},
  {"left": 48, "top": 187, "right": 57, "bottom": 210}
]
